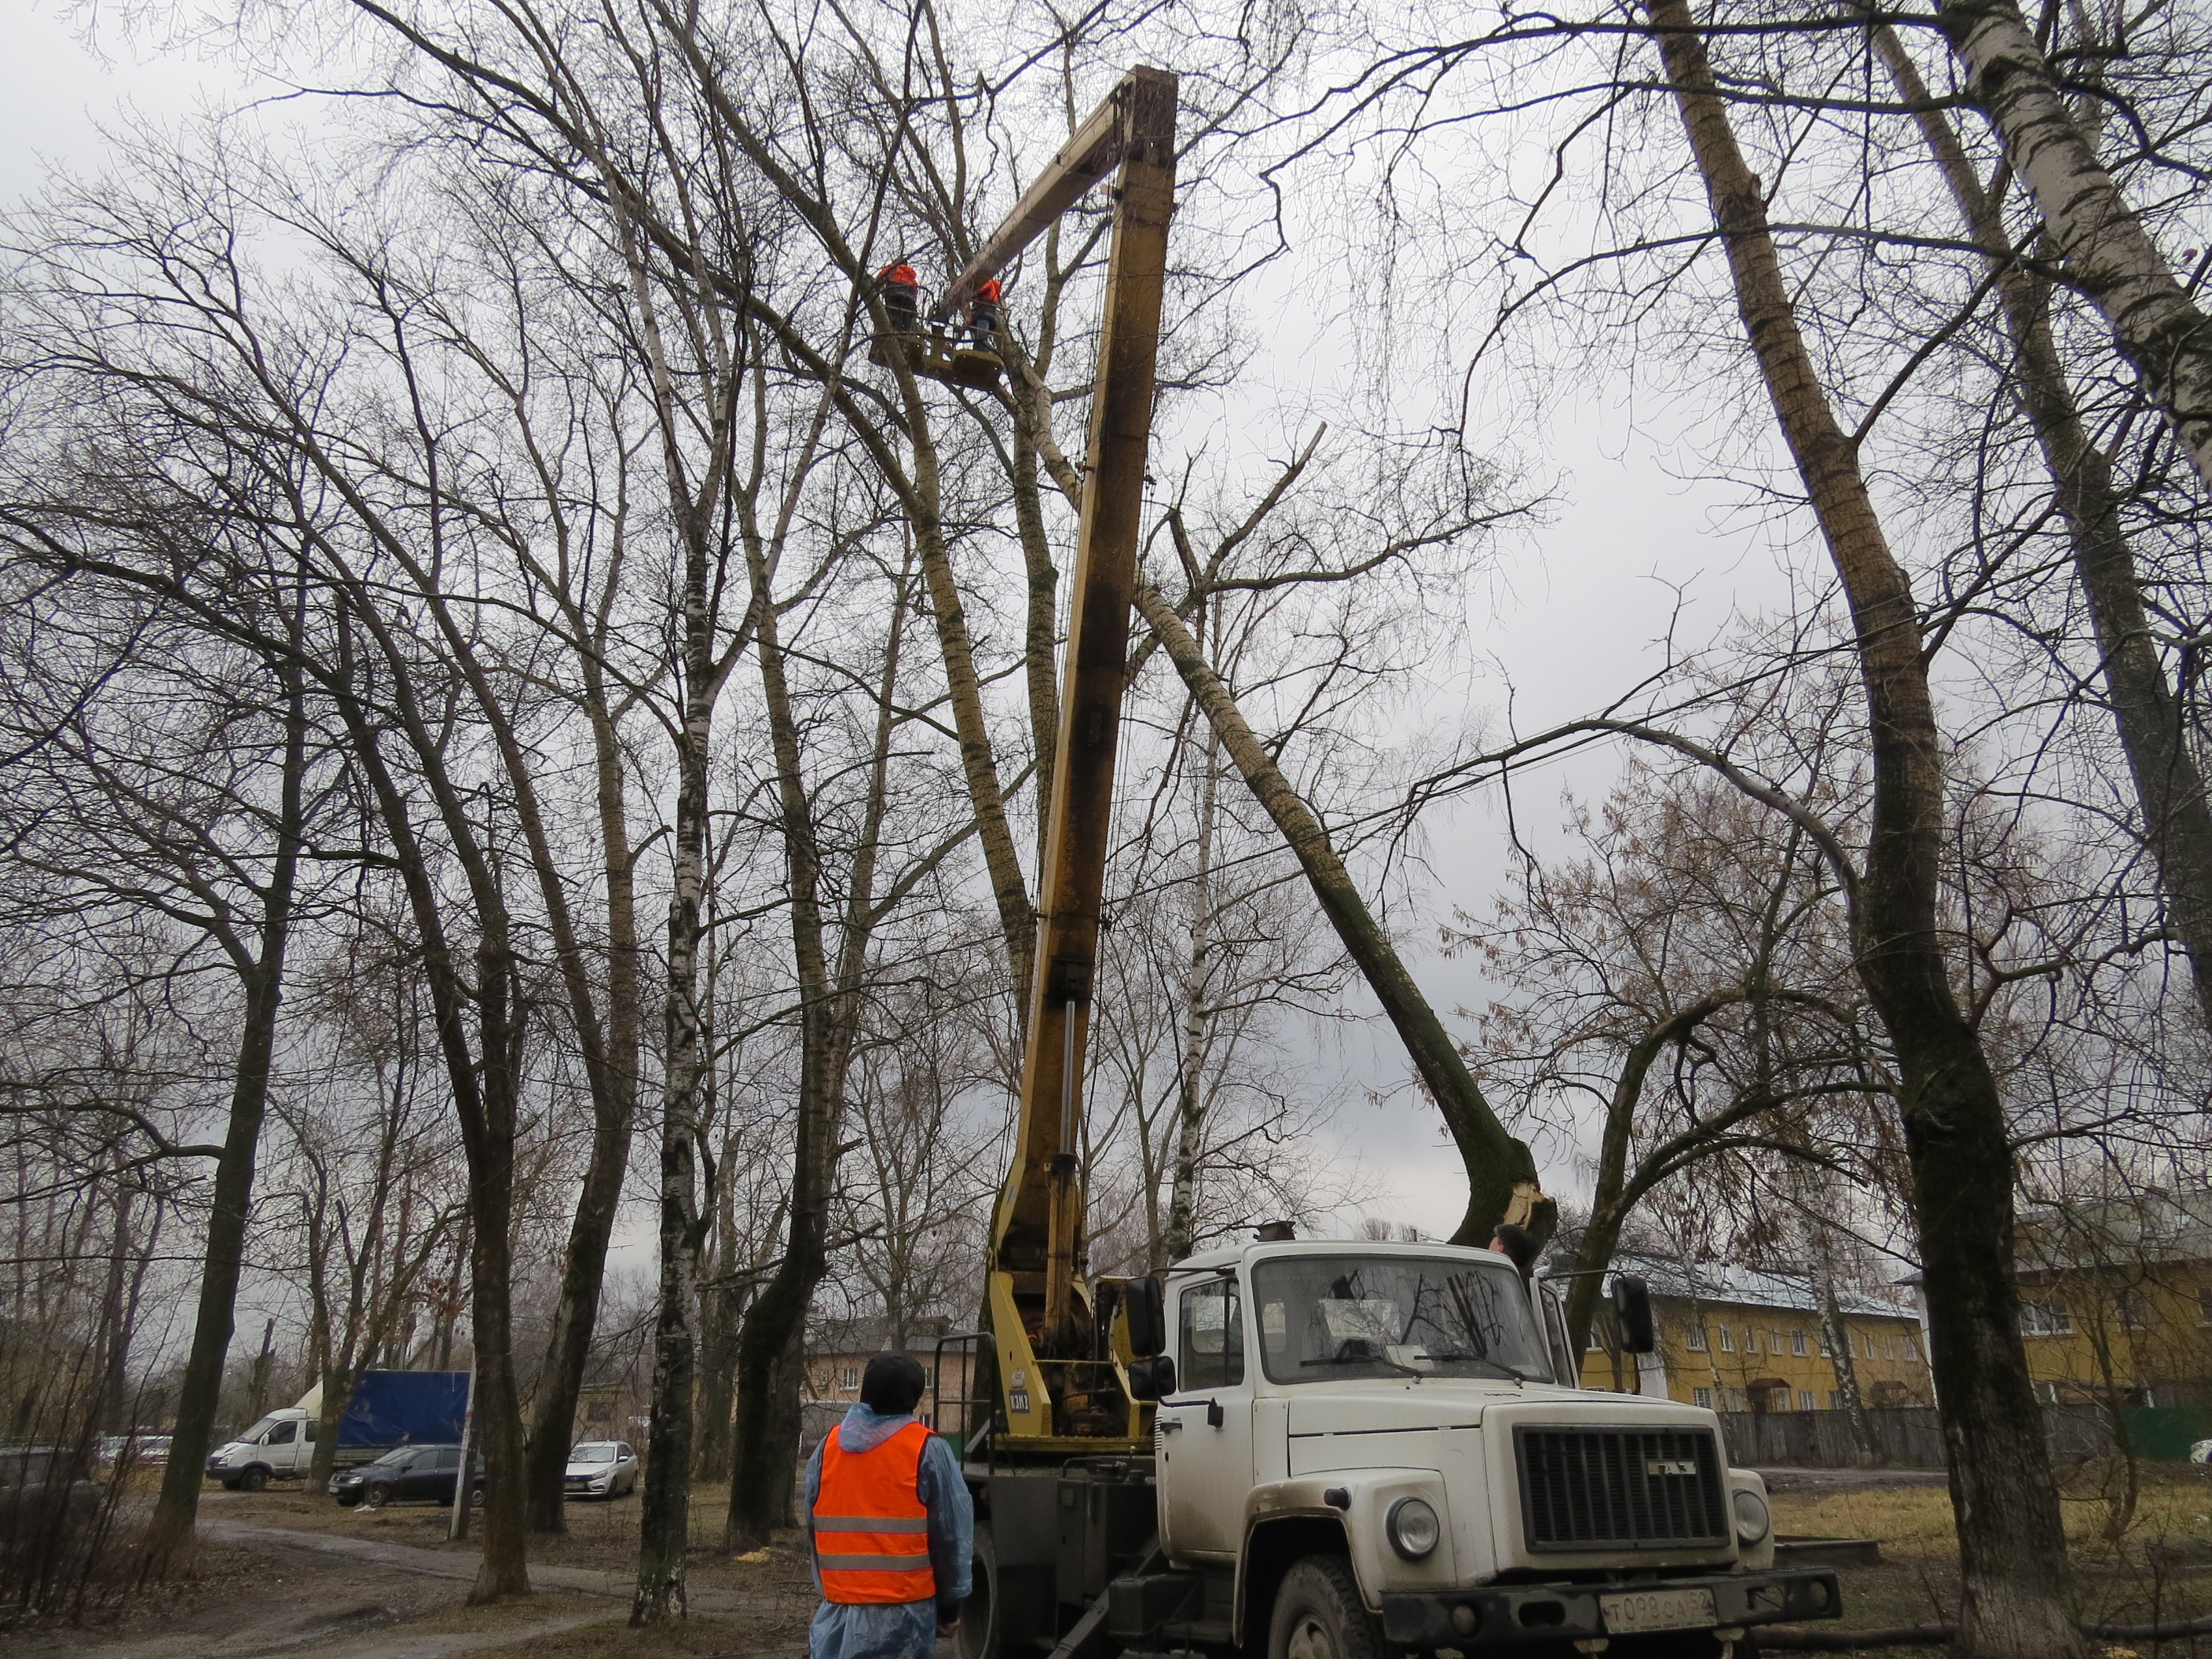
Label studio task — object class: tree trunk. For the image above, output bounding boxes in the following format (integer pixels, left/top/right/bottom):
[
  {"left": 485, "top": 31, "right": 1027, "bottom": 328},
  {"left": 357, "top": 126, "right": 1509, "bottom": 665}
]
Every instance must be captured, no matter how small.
[
  {"left": 526, "top": 704, "right": 643, "bottom": 1533},
  {"left": 1163, "top": 718, "right": 1221, "bottom": 1262},
  {"left": 309, "top": 1368, "right": 351, "bottom": 1489},
  {"left": 910, "top": 489, "right": 1037, "bottom": 1000},
  {"left": 1873, "top": 22, "right": 2212, "bottom": 1027},
  {"left": 1133, "top": 580, "right": 1551, "bottom": 1248},
  {"left": 460, "top": 939, "right": 532, "bottom": 1604},
  {"left": 1646, "top": 5, "right": 2085, "bottom": 1651},
  {"left": 1818, "top": 1279, "right": 1881, "bottom": 1466},
  {"left": 1012, "top": 401, "right": 1061, "bottom": 866},
  {"left": 325, "top": 608, "right": 531, "bottom": 1604},
  {"left": 724, "top": 534, "right": 906, "bottom": 1550},
  {"left": 1936, "top": 0, "right": 2212, "bottom": 491},
  {"left": 631, "top": 543, "right": 714, "bottom": 1625},
  {"left": 692, "top": 1277, "right": 745, "bottom": 1484},
  {"left": 139, "top": 649, "right": 309, "bottom": 1580},
  {"left": 1562, "top": 993, "right": 1746, "bottom": 1353}
]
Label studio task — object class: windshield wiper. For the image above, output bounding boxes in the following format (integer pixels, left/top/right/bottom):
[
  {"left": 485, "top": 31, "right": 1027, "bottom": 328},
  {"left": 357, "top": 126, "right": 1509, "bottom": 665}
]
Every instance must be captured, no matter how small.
[
  {"left": 1302, "top": 1353, "right": 1425, "bottom": 1379},
  {"left": 1423, "top": 1350, "right": 1523, "bottom": 1379}
]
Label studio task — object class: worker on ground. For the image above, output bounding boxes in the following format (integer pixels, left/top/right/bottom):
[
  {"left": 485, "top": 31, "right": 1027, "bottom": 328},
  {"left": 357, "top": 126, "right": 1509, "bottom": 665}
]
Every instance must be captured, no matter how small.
[
  {"left": 967, "top": 277, "right": 1002, "bottom": 350},
  {"left": 804, "top": 1350, "right": 972, "bottom": 1659},
  {"left": 877, "top": 263, "right": 921, "bottom": 334}
]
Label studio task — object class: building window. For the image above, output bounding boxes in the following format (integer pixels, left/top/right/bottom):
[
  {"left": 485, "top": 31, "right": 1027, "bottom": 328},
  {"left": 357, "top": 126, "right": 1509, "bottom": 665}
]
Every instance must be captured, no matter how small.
[
  {"left": 2116, "top": 1291, "right": 2148, "bottom": 1330},
  {"left": 1827, "top": 1390, "right": 1843, "bottom": 1410},
  {"left": 1694, "top": 1387, "right": 1712, "bottom": 1409},
  {"left": 1902, "top": 1333, "right": 1920, "bottom": 1361},
  {"left": 1718, "top": 1325, "right": 1734, "bottom": 1353},
  {"left": 1744, "top": 1327, "right": 1757, "bottom": 1353},
  {"left": 1798, "top": 1390, "right": 1816, "bottom": 1412},
  {"left": 840, "top": 1365, "right": 859, "bottom": 1390},
  {"left": 2198, "top": 1286, "right": 2212, "bottom": 1326},
  {"left": 1686, "top": 1324, "right": 1708, "bottom": 1353},
  {"left": 1790, "top": 1331, "right": 1807, "bottom": 1357},
  {"left": 1729, "top": 1389, "right": 1746, "bottom": 1412},
  {"left": 2020, "top": 1300, "right": 2073, "bottom": 1336}
]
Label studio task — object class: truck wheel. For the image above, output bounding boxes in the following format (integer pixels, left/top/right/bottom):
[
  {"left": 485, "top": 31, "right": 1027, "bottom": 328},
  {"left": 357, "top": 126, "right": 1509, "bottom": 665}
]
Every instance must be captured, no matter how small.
[
  {"left": 954, "top": 1527, "right": 999, "bottom": 1659},
  {"left": 1268, "top": 1556, "right": 1384, "bottom": 1659},
  {"left": 239, "top": 1466, "right": 269, "bottom": 1493}
]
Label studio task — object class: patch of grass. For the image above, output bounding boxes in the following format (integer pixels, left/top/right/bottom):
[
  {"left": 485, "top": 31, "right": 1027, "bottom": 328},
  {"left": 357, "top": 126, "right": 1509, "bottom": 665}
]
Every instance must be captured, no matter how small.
[{"left": 1769, "top": 1467, "right": 2212, "bottom": 1642}]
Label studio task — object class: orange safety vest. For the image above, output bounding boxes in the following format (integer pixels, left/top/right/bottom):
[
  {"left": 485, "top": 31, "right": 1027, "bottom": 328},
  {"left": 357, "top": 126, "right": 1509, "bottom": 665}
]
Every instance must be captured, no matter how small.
[{"left": 811, "top": 1419, "right": 936, "bottom": 1604}]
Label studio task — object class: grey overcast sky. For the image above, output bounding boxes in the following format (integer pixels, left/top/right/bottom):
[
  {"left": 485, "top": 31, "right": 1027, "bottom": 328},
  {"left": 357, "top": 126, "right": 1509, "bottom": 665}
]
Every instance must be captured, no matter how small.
[{"left": 5, "top": 4, "right": 1798, "bottom": 1245}]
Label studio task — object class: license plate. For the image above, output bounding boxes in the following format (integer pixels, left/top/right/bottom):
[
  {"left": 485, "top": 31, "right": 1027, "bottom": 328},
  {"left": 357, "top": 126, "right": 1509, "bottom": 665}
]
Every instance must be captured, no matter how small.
[{"left": 1601, "top": 1588, "right": 1716, "bottom": 1634}]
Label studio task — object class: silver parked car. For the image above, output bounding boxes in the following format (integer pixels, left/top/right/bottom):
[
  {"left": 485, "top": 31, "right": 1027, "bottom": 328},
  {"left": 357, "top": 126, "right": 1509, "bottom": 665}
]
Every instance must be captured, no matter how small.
[{"left": 562, "top": 1441, "right": 639, "bottom": 1499}]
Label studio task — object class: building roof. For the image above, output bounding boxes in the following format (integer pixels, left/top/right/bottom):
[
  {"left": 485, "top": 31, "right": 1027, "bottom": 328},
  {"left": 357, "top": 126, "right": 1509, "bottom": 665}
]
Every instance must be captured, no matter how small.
[
  {"left": 2016, "top": 1187, "right": 2212, "bottom": 1271},
  {"left": 807, "top": 1315, "right": 961, "bottom": 1355},
  {"left": 1605, "top": 1252, "right": 1918, "bottom": 1320}
]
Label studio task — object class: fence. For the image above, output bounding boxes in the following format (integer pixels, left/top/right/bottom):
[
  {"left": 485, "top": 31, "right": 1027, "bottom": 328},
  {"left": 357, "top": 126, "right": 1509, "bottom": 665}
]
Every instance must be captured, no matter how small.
[{"left": 1713, "top": 1404, "right": 2172, "bottom": 1468}]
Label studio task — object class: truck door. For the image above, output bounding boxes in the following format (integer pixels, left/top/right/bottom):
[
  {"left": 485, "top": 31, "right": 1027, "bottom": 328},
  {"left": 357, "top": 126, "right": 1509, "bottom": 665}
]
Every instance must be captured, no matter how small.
[
  {"left": 1158, "top": 1273, "right": 1252, "bottom": 1559},
  {"left": 262, "top": 1419, "right": 301, "bottom": 1474}
]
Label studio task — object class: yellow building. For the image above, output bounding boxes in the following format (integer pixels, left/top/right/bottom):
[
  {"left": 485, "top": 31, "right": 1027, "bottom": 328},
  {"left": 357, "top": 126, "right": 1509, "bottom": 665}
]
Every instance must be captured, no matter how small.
[
  {"left": 2010, "top": 1188, "right": 2212, "bottom": 1410},
  {"left": 1577, "top": 1257, "right": 1933, "bottom": 1414}
]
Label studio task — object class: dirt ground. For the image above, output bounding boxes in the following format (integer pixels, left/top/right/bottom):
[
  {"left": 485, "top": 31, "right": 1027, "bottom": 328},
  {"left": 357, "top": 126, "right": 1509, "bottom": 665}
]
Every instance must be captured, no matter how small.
[
  {"left": 7, "top": 1462, "right": 2208, "bottom": 1657},
  {"left": 1764, "top": 1460, "right": 2212, "bottom": 1653},
  {"left": 5, "top": 1478, "right": 820, "bottom": 1659}
]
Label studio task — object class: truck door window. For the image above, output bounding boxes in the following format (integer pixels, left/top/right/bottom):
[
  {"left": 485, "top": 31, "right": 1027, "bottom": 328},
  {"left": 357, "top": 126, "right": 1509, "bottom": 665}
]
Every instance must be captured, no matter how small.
[
  {"left": 265, "top": 1422, "right": 295, "bottom": 1446},
  {"left": 1179, "top": 1276, "right": 1245, "bottom": 1389}
]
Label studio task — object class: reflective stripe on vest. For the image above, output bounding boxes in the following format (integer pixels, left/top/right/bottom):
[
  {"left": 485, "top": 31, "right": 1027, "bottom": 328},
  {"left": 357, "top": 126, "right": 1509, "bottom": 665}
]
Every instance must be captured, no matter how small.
[{"left": 812, "top": 1419, "right": 936, "bottom": 1604}]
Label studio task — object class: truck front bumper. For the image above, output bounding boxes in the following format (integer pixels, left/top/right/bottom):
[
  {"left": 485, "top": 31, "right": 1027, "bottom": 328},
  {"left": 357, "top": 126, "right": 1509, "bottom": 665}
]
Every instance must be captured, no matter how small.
[{"left": 1380, "top": 1568, "right": 1841, "bottom": 1649}]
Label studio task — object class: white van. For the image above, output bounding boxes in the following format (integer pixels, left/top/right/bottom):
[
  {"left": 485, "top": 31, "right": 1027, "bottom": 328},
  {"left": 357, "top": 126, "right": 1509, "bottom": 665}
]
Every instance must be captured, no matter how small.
[{"left": 205, "top": 1408, "right": 317, "bottom": 1490}]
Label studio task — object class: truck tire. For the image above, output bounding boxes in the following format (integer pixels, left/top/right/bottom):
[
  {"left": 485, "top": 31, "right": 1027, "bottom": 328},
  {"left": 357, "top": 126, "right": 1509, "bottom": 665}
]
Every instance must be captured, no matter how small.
[
  {"left": 239, "top": 1466, "right": 270, "bottom": 1493},
  {"left": 954, "top": 1526, "right": 1000, "bottom": 1659},
  {"left": 1268, "top": 1555, "right": 1384, "bottom": 1659}
]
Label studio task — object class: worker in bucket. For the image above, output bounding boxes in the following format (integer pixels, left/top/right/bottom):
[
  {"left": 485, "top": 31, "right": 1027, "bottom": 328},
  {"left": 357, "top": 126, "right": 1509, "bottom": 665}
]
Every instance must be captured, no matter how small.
[
  {"left": 876, "top": 262, "right": 921, "bottom": 334},
  {"left": 804, "top": 1350, "right": 972, "bottom": 1659},
  {"left": 967, "top": 277, "right": 1003, "bottom": 350}
]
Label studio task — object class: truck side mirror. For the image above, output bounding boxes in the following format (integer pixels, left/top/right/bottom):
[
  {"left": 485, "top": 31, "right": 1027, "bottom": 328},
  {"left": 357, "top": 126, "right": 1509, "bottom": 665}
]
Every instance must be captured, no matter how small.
[
  {"left": 1611, "top": 1275, "right": 1657, "bottom": 1354},
  {"left": 1126, "top": 1353, "right": 1177, "bottom": 1401},
  {"left": 1124, "top": 1275, "right": 1167, "bottom": 1358}
]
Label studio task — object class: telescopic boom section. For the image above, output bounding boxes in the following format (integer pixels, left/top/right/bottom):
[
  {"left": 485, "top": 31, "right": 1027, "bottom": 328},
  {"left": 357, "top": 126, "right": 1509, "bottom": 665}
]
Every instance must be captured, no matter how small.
[{"left": 982, "top": 66, "right": 1175, "bottom": 1450}]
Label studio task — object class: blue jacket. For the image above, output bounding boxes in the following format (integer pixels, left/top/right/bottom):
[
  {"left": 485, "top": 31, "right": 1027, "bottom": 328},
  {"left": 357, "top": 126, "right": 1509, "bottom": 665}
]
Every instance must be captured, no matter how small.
[{"left": 804, "top": 1403, "right": 974, "bottom": 1659}]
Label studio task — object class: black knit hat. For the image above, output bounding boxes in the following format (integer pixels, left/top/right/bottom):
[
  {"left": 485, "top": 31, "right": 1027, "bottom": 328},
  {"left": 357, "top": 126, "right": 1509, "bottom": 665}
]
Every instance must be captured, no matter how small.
[{"left": 860, "top": 1350, "right": 927, "bottom": 1415}]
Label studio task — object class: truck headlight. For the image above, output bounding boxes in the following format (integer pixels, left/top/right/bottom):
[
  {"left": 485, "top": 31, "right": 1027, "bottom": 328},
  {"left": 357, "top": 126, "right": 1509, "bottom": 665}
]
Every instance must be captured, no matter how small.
[
  {"left": 1386, "top": 1496, "right": 1441, "bottom": 1560},
  {"left": 1732, "top": 1488, "right": 1771, "bottom": 1545}
]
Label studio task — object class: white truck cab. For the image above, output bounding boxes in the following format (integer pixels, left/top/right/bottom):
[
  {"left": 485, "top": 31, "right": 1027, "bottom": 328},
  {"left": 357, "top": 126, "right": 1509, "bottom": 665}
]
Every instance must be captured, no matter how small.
[
  {"left": 957, "top": 1236, "right": 1842, "bottom": 1658},
  {"left": 205, "top": 1408, "right": 317, "bottom": 1490}
]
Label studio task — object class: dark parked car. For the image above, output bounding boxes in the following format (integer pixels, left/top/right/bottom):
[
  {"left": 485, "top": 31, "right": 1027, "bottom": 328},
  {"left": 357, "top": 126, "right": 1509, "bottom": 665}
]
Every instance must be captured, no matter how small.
[
  {"left": 0, "top": 1446, "right": 101, "bottom": 1526},
  {"left": 328, "top": 1444, "right": 482, "bottom": 1510}
]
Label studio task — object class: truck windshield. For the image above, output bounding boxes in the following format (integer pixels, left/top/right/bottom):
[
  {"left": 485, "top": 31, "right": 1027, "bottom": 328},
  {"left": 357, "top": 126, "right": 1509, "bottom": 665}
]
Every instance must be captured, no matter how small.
[{"left": 1251, "top": 1254, "right": 1551, "bottom": 1383}]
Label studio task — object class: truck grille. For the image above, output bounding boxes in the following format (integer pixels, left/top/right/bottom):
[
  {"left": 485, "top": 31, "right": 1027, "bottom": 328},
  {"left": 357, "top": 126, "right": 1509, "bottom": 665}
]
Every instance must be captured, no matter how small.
[{"left": 1514, "top": 1426, "right": 1729, "bottom": 1552}]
